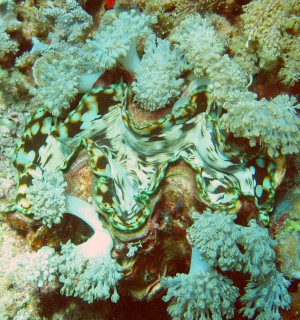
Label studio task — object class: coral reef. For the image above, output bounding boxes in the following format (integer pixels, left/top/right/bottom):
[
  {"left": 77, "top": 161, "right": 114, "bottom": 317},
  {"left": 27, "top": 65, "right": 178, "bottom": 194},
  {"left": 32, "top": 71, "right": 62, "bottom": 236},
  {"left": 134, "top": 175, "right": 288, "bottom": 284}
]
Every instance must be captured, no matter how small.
[
  {"left": 18, "top": 193, "right": 122, "bottom": 303},
  {"left": 241, "top": 0, "right": 300, "bottom": 86},
  {"left": 0, "top": 1, "right": 299, "bottom": 319},
  {"left": 0, "top": 20, "right": 18, "bottom": 59},
  {"left": 115, "top": 0, "right": 244, "bottom": 37},
  {"left": 0, "top": 218, "right": 43, "bottom": 319},
  {"left": 170, "top": 14, "right": 300, "bottom": 156}
]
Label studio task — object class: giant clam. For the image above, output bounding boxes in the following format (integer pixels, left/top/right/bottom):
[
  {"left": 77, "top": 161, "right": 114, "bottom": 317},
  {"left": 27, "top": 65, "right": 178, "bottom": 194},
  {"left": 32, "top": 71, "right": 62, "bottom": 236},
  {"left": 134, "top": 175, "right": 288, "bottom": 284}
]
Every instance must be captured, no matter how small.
[{"left": 9, "top": 78, "right": 285, "bottom": 300}]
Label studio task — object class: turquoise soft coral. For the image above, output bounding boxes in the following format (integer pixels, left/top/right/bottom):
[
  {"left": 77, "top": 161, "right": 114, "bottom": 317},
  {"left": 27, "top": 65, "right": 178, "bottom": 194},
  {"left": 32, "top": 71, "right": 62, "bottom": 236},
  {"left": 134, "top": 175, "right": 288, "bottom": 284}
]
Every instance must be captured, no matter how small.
[
  {"left": 162, "top": 209, "right": 291, "bottom": 320},
  {"left": 19, "top": 194, "right": 122, "bottom": 303}
]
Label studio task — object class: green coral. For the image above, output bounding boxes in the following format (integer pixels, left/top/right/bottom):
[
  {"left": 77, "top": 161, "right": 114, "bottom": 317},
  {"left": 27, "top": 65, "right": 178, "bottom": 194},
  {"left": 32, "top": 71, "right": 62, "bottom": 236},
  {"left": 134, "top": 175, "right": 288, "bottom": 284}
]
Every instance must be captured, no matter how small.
[{"left": 282, "top": 220, "right": 300, "bottom": 233}]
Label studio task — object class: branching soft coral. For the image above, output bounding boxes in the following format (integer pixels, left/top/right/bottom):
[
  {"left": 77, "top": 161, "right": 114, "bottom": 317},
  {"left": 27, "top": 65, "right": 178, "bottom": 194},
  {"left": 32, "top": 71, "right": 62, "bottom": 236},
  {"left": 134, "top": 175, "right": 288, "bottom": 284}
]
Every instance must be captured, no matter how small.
[
  {"left": 58, "top": 240, "right": 122, "bottom": 303},
  {"left": 31, "top": 52, "right": 82, "bottom": 115},
  {"left": 170, "top": 14, "right": 300, "bottom": 157},
  {"left": 170, "top": 14, "right": 224, "bottom": 79},
  {"left": 26, "top": 169, "right": 67, "bottom": 228},
  {"left": 132, "top": 35, "right": 185, "bottom": 110},
  {"left": 162, "top": 250, "right": 239, "bottom": 320},
  {"left": 85, "top": 9, "right": 156, "bottom": 73},
  {"left": 278, "top": 37, "right": 300, "bottom": 86},
  {"left": 241, "top": 269, "right": 291, "bottom": 320},
  {"left": 19, "top": 194, "right": 123, "bottom": 303},
  {"left": 162, "top": 209, "right": 291, "bottom": 320},
  {"left": 170, "top": 15, "right": 255, "bottom": 109},
  {"left": 162, "top": 247, "right": 239, "bottom": 320},
  {"left": 188, "top": 211, "right": 245, "bottom": 272},
  {"left": 187, "top": 209, "right": 279, "bottom": 277},
  {"left": 19, "top": 246, "right": 58, "bottom": 288},
  {"left": 25, "top": 8, "right": 157, "bottom": 114},
  {"left": 220, "top": 94, "right": 300, "bottom": 157}
]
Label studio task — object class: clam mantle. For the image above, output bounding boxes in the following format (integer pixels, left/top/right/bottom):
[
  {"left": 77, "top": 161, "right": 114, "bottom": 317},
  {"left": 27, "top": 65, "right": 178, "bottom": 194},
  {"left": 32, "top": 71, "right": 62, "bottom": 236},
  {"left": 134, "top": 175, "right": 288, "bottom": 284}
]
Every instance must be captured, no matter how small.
[{"left": 12, "top": 81, "right": 280, "bottom": 232}]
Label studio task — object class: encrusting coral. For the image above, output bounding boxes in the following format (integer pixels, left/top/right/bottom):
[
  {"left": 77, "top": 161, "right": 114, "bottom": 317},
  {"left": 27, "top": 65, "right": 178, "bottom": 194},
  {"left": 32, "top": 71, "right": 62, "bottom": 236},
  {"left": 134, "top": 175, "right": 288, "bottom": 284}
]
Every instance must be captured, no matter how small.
[{"left": 1, "top": 1, "right": 299, "bottom": 319}]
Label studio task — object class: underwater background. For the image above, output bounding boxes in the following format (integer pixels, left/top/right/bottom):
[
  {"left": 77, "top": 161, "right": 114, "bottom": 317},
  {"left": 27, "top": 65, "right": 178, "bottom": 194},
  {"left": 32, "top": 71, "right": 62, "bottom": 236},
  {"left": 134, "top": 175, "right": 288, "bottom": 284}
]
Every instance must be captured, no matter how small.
[{"left": 0, "top": 0, "right": 299, "bottom": 319}]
